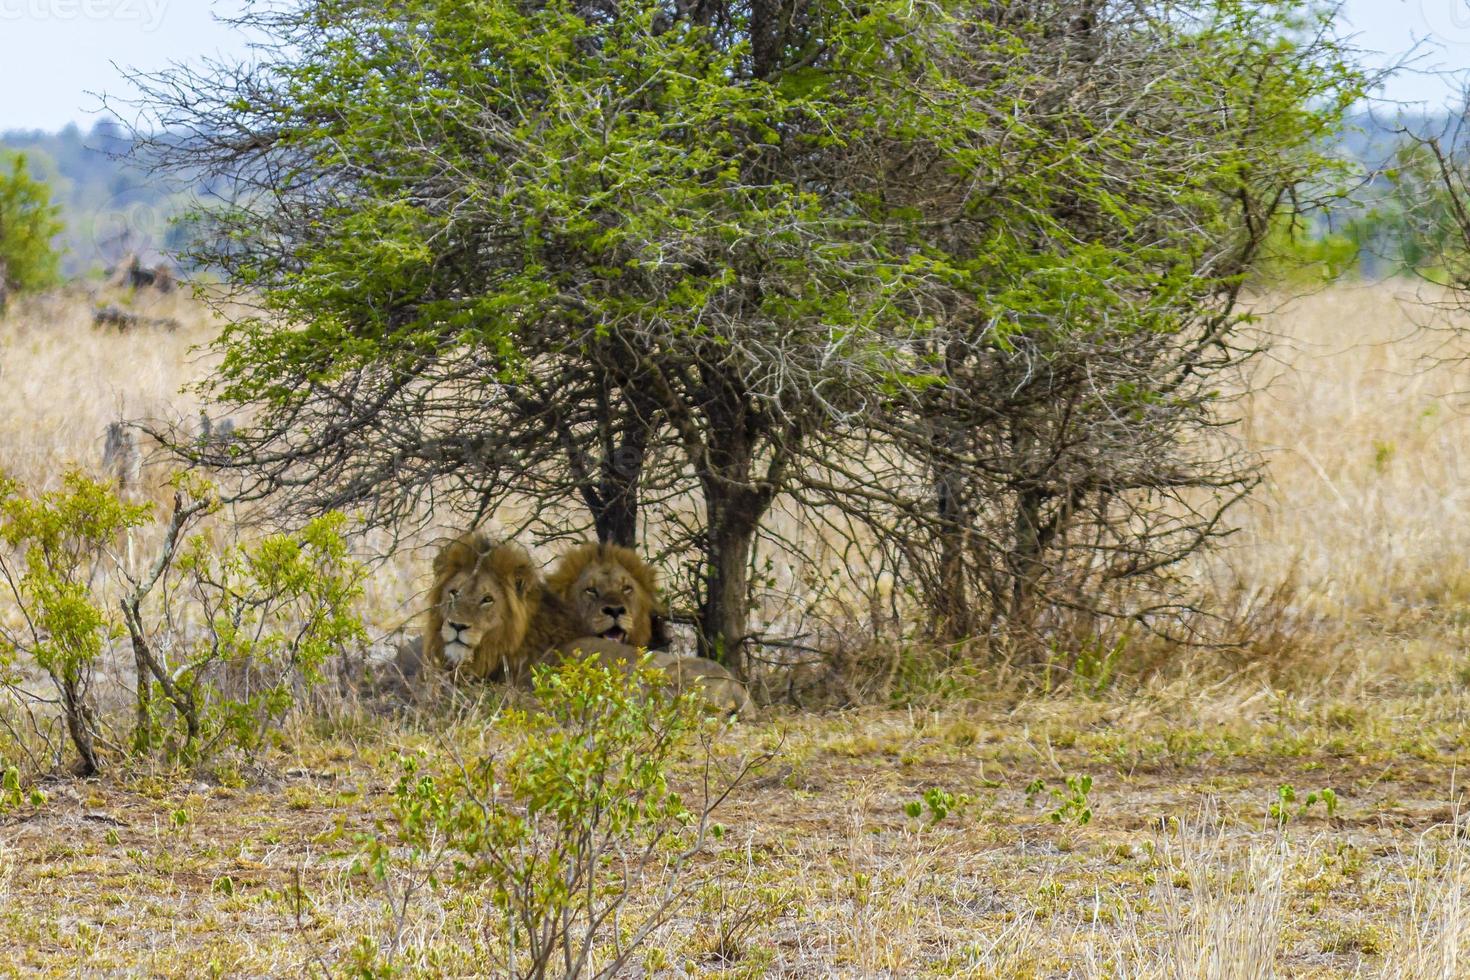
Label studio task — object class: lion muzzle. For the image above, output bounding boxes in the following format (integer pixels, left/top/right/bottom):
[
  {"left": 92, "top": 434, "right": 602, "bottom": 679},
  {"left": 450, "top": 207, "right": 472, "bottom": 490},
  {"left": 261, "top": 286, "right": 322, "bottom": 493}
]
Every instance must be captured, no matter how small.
[
  {"left": 441, "top": 621, "right": 478, "bottom": 667},
  {"left": 596, "top": 605, "right": 632, "bottom": 643}
]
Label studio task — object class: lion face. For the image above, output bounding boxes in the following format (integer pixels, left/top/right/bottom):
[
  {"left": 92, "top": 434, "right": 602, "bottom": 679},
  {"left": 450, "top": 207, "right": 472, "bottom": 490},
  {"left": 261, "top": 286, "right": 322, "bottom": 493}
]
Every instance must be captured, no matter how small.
[
  {"left": 546, "top": 543, "right": 667, "bottom": 650},
  {"left": 568, "top": 561, "right": 645, "bottom": 646},
  {"left": 435, "top": 564, "right": 520, "bottom": 668},
  {"left": 425, "top": 533, "right": 534, "bottom": 678}
]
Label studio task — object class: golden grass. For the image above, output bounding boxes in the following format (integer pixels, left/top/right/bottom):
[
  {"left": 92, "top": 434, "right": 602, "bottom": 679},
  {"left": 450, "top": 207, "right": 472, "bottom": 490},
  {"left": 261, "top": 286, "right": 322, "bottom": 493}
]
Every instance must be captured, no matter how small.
[
  {"left": 0, "top": 286, "right": 219, "bottom": 492},
  {"left": 1226, "top": 282, "right": 1470, "bottom": 628},
  {"left": 2, "top": 281, "right": 1470, "bottom": 975}
]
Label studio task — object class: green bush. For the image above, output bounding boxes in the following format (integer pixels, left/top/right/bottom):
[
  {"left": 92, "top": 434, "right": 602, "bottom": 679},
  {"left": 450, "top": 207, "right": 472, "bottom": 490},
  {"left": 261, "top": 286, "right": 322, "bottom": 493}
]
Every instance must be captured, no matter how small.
[
  {"left": 358, "top": 657, "right": 763, "bottom": 978},
  {"left": 0, "top": 471, "right": 368, "bottom": 774},
  {"left": 133, "top": 508, "right": 368, "bottom": 764},
  {"left": 0, "top": 471, "right": 153, "bottom": 774}
]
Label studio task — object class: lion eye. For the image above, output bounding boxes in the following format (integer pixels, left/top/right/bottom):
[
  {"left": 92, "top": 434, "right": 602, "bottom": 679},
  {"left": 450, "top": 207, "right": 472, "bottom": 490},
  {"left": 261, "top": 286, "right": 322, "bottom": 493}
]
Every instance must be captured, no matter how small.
[
  {"left": 584, "top": 587, "right": 597, "bottom": 597},
  {"left": 622, "top": 585, "right": 633, "bottom": 595},
  {"left": 481, "top": 594, "right": 494, "bottom": 606}
]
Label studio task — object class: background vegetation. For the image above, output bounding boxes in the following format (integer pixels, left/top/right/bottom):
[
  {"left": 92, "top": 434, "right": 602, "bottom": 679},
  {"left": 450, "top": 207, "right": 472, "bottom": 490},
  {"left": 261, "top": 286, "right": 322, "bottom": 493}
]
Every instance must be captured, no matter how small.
[{"left": 11, "top": 0, "right": 1470, "bottom": 973}]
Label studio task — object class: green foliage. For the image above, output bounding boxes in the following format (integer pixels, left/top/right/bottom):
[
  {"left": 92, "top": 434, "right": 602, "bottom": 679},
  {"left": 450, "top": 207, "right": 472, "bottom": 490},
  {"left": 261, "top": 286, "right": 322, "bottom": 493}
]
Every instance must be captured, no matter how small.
[
  {"left": 1355, "top": 138, "right": 1470, "bottom": 280},
  {"left": 1257, "top": 212, "right": 1361, "bottom": 285},
  {"left": 1, "top": 121, "right": 193, "bottom": 276},
  {"left": 1042, "top": 637, "right": 1127, "bottom": 697},
  {"left": 696, "top": 881, "right": 791, "bottom": 967},
  {"left": 1025, "top": 775, "right": 1094, "bottom": 826},
  {"left": 145, "top": 511, "right": 369, "bottom": 764},
  {"left": 1269, "top": 784, "right": 1339, "bottom": 824},
  {"left": 0, "top": 470, "right": 367, "bottom": 774},
  {"left": 198, "top": 0, "right": 1365, "bottom": 403},
  {"left": 0, "top": 471, "right": 153, "bottom": 772},
  {"left": 0, "top": 765, "right": 46, "bottom": 812},
  {"left": 0, "top": 152, "right": 64, "bottom": 300},
  {"left": 903, "top": 786, "right": 973, "bottom": 826},
  {"left": 358, "top": 657, "right": 748, "bottom": 978},
  {"left": 1074, "top": 638, "right": 1125, "bottom": 697}
]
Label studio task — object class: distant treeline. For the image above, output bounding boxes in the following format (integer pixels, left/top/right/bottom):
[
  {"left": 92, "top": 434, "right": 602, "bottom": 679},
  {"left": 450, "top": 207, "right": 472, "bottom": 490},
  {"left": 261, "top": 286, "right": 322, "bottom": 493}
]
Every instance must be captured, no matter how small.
[
  {"left": 1314, "top": 109, "right": 1470, "bottom": 282},
  {"left": 0, "top": 119, "right": 202, "bottom": 277}
]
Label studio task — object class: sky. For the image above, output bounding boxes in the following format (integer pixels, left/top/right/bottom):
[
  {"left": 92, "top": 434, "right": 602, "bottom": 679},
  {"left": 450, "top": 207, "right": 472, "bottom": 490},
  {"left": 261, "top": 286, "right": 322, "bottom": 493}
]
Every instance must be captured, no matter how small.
[
  {"left": 0, "top": 0, "right": 252, "bottom": 132},
  {"left": 1, "top": 0, "right": 1470, "bottom": 132}
]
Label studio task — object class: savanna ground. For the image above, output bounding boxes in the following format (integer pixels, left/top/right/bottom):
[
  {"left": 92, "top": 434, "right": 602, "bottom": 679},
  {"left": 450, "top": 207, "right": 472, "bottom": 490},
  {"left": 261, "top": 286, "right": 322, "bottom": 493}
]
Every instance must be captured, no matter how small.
[{"left": 4, "top": 282, "right": 1470, "bottom": 977}]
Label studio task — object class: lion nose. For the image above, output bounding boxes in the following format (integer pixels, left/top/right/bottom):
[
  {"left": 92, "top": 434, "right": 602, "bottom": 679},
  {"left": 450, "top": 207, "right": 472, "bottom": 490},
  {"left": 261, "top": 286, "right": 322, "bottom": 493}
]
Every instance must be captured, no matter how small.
[
  {"left": 448, "top": 621, "right": 470, "bottom": 634},
  {"left": 603, "top": 605, "right": 626, "bottom": 619}
]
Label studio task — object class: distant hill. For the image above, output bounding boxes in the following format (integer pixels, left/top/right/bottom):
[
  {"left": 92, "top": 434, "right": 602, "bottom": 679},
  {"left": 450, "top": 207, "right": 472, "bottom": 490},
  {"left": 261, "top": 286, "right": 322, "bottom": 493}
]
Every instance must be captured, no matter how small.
[{"left": 1, "top": 120, "right": 198, "bottom": 277}]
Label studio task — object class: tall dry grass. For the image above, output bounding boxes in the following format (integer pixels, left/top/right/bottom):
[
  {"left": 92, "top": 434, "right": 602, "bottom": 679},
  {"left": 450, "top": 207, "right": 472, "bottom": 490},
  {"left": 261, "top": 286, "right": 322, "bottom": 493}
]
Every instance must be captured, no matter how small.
[
  {"left": 1382, "top": 822, "right": 1470, "bottom": 980},
  {"left": 0, "top": 286, "right": 218, "bottom": 492},
  {"left": 1224, "top": 283, "right": 1470, "bottom": 629},
  {"left": 0, "top": 287, "right": 438, "bottom": 634},
  {"left": 1083, "top": 808, "right": 1293, "bottom": 980}
]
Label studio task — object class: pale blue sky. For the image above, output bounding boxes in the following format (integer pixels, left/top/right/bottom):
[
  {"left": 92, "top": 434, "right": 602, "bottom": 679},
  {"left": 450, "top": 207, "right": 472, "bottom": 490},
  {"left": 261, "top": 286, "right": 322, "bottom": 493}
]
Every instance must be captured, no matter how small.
[{"left": 0, "top": 0, "right": 1467, "bottom": 132}]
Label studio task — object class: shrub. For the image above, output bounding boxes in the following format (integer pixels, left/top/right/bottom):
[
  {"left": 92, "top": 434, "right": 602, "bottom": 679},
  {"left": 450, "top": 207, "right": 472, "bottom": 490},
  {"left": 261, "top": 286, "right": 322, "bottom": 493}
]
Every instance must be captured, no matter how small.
[
  {"left": 0, "top": 470, "right": 368, "bottom": 774},
  {"left": 128, "top": 500, "right": 369, "bottom": 764},
  {"left": 0, "top": 471, "right": 152, "bottom": 774},
  {"left": 358, "top": 657, "right": 764, "bottom": 978}
]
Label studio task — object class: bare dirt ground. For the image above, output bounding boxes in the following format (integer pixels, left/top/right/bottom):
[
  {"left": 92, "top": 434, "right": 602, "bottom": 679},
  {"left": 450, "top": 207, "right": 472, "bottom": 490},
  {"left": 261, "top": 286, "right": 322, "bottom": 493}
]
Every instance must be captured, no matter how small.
[{"left": 5, "top": 282, "right": 1470, "bottom": 976}]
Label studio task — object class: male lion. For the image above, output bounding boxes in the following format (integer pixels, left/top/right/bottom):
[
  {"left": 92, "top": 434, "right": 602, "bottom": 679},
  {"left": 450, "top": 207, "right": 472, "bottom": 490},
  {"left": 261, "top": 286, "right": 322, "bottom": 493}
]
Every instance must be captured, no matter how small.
[
  {"left": 424, "top": 534, "right": 752, "bottom": 715},
  {"left": 422, "top": 533, "right": 656, "bottom": 682},
  {"left": 544, "top": 541, "right": 750, "bottom": 716},
  {"left": 544, "top": 542, "right": 670, "bottom": 649},
  {"left": 423, "top": 531, "right": 538, "bottom": 680}
]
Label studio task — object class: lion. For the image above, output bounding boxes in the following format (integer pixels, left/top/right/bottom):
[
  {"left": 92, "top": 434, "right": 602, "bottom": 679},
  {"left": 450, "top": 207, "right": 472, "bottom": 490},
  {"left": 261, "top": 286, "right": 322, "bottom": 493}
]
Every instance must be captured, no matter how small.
[
  {"left": 423, "top": 531, "right": 542, "bottom": 680},
  {"left": 544, "top": 542, "right": 671, "bottom": 650},
  {"left": 423, "top": 532, "right": 634, "bottom": 683},
  {"left": 424, "top": 534, "right": 751, "bottom": 715},
  {"left": 543, "top": 636, "right": 754, "bottom": 718}
]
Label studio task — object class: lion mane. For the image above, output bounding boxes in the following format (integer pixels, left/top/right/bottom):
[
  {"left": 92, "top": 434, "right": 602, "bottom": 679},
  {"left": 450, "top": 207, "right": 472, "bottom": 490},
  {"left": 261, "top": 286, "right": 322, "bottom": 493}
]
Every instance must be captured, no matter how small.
[
  {"left": 424, "top": 531, "right": 589, "bottom": 682},
  {"left": 424, "top": 532, "right": 536, "bottom": 679},
  {"left": 424, "top": 534, "right": 751, "bottom": 715},
  {"left": 543, "top": 542, "right": 670, "bottom": 650}
]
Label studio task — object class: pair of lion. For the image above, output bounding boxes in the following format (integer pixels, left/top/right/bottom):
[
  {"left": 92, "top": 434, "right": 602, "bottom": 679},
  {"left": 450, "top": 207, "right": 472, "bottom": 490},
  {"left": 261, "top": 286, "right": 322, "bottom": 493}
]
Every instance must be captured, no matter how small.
[{"left": 423, "top": 532, "right": 750, "bottom": 716}]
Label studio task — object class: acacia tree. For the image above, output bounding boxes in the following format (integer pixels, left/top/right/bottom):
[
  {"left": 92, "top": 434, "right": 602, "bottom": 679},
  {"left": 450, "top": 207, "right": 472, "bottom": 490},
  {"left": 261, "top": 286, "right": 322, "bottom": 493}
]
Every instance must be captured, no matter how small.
[
  {"left": 130, "top": 0, "right": 1361, "bottom": 672},
  {"left": 131, "top": 0, "right": 963, "bottom": 671},
  {"left": 840, "top": 2, "right": 1365, "bottom": 647}
]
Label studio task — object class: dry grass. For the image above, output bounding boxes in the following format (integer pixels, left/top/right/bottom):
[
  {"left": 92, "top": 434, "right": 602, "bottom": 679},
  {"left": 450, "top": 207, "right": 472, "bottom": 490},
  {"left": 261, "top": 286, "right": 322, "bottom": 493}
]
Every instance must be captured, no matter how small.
[
  {"left": 1381, "top": 821, "right": 1470, "bottom": 980},
  {"left": 0, "top": 286, "right": 218, "bottom": 492},
  {"left": 0, "top": 285, "right": 447, "bottom": 636},
  {"left": 3, "top": 282, "right": 1470, "bottom": 975},
  {"left": 1225, "top": 282, "right": 1470, "bottom": 630}
]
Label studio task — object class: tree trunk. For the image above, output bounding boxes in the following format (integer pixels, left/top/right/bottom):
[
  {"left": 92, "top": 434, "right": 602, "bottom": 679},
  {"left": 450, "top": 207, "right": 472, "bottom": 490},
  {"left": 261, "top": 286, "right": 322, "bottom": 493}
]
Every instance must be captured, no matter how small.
[
  {"left": 933, "top": 463, "right": 977, "bottom": 643},
  {"left": 133, "top": 645, "right": 152, "bottom": 754},
  {"left": 698, "top": 495, "right": 760, "bottom": 678},
  {"left": 690, "top": 380, "right": 786, "bottom": 678},
  {"left": 926, "top": 339, "right": 981, "bottom": 642},
  {"left": 1008, "top": 486, "right": 1046, "bottom": 636},
  {"left": 592, "top": 427, "right": 645, "bottom": 547},
  {"left": 58, "top": 673, "right": 100, "bottom": 776}
]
